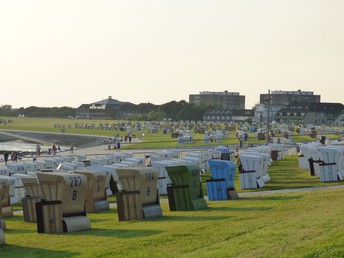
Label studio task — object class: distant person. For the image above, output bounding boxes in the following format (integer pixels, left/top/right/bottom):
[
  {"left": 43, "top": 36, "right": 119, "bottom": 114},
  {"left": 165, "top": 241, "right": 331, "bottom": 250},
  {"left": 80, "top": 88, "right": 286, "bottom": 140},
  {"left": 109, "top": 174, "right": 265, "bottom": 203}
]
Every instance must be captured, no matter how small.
[
  {"left": 108, "top": 138, "right": 112, "bottom": 150},
  {"left": 117, "top": 141, "right": 121, "bottom": 152},
  {"left": 36, "top": 144, "right": 41, "bottom": 156},
  {"left": 11, "top": 151, "right": 18, "bottom": 162},
  {"left": 52, "top": 144, "right": 57, "bottom": 155},
  {"left": 70, "top": 143, "right": 74, "bottom": 154},
  {"left": 3, "top": 151, "right": 9, "bottom": 165}
]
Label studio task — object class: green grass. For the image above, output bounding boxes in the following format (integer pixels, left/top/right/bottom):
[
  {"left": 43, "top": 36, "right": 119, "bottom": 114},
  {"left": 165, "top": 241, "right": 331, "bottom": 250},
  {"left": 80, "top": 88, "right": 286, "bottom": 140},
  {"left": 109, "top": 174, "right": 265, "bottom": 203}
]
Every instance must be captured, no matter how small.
[
  {"left": 3, "top": 186, "right": 344, "bottom": 257},
  {"left": 2, "top": 118, "right": 344, "bottom": 257},
  {"left": 1, "top": 117, "right": 342, "bottom": 150},
  {"left": 2, "top": 155, "right": 344, "bottom": 257}
]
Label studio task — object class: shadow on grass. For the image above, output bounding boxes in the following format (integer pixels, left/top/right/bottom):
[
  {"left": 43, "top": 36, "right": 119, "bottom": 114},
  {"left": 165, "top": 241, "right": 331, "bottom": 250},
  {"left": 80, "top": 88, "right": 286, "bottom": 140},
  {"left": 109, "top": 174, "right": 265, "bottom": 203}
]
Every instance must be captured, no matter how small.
[
  {"left": 5, "top": 215, "right": 25, "bottom": 222},
  {"left": 204, "top": 206, "right": 273, "bottom": 212},
  {"left": 242, "top": 196, "right": 302, "bottom": 201},
  {"left": 163, "top": 215, "right": 230, "bottom": 221},
  {"left": 5, "top": 229, "right": 34, "bottom": 234},
  {"left": 89, "top": 218, "right": 115, "bottom": 223},
  {"left": 75, "top": 228, "right": 163, "bottom": 238},
  {"left": 0, "top": 244, "right": 79, "bottom": 257},
  {"left": 89, "top": 208, "right": 117, "bottom": 214}
]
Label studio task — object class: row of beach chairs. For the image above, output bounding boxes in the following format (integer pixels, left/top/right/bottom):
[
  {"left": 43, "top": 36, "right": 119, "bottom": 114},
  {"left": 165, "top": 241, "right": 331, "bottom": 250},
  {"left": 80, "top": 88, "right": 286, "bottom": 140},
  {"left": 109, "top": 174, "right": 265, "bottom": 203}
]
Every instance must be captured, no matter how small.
[{"left": 298, "top": 142, "right": 344, "bottom": 182}]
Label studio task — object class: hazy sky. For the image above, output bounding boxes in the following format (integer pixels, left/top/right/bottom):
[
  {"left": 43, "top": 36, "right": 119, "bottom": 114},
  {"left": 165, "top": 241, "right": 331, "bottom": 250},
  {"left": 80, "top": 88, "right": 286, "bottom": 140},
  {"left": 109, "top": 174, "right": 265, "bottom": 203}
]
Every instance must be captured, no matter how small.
[{"left": 1, "top": 0, "right": 343, "bottom": 109}]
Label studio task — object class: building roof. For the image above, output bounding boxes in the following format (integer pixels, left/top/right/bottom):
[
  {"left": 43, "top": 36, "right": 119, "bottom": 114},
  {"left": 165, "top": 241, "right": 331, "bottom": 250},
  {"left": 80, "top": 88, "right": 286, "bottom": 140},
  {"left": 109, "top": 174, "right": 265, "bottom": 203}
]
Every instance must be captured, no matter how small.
[
  {"left": 278, "top": 102, "right": 343, "bottom": 114},
  {"left": 76, "top": 104, "right": 90, "bottom": 109},
  {"left": 91, "top": 96, "right": 124, "bottom": 106}
]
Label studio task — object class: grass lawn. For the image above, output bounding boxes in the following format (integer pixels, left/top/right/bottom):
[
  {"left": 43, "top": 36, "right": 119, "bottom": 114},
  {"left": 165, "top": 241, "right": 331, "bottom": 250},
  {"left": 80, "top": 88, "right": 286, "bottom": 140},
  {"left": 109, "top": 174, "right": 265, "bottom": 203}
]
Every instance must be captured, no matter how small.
[
  {"left": 1, "top": 118, "right": 344, "bottom": 257},
  {"left": 2, "top": 155, "right": 344, "bottom": 257},
  {"left": 1, "top": 117, "right": 342, "bottom": 150},
  {"left": 2, "top": 186, "right": 344, "bottom": 257}
]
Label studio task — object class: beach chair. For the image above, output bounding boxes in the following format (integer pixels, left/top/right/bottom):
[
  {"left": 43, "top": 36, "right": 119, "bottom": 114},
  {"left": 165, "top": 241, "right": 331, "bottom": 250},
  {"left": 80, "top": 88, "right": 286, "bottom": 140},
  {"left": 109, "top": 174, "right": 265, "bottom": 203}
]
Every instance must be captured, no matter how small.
[
  {"left": 0, "top": 175, "right": 17, "bottom": 206},
  {"left": 151, "top": 159, "right": 188, "bottom": 195},
  {"left": 318, "top": 147, "right": 344, "bottom": 182},
  {"left": 21, "top": 176, "right": 41, "bottom": 222},
  {"left": 116, "top": 167, "right": 162, "bottom": 221},
  {"left": 0, "top": 177, "right": 13, "bottom": 217},
  {"left": 35, "top": 172, "right": 91, "bottom": 233},
  {"left": 206, "top": 160, "right": 238, "bottom": 200},
  {"left": 74, "top": 170, "right": 109, "bottom": 212},
  {"left": 238, "top": 154, "right": 265, "bottom": 189},
  {"left": 166, "top": 164, "right": 207, "bottom": 211}
]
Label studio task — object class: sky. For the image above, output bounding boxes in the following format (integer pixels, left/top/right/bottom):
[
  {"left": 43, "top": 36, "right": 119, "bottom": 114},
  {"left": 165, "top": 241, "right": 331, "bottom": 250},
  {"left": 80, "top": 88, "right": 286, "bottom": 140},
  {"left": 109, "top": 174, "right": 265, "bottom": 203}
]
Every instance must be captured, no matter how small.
[{"left": 1, "top": 0, "right": 343, "bottom": 109}]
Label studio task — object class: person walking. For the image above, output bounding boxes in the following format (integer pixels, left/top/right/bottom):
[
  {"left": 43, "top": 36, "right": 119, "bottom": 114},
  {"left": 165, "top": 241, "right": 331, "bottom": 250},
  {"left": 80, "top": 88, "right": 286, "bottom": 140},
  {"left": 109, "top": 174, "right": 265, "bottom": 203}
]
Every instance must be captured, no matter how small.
[
  {"left": 3, "top": 151, "right": 9, "bottom": 165},
  {"left": 70, "top": 143, "right": 74, "bottom": 154},
  {"left": 36, "top": 144, "right": 41, "bottom": 156},
  {"left": 52, "top": 144, "right": 57, "bottom": 155},
  {"left": 107, "top": 138, "right": 112, "bottom": 150},
  {"left": 11, "top": 151, "right": 18, "bottom": 162},
  {"left": 117, "top": 141, "right": 121, "bottom": 152}
]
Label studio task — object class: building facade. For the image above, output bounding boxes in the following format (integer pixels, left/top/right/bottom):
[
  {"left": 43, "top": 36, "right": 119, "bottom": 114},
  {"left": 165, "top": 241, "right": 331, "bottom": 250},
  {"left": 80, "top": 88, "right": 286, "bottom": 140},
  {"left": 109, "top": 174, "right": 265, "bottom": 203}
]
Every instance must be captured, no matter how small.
[
  {"left": 76, "top": 96, "right": 125, "bottom": 119},
  {"left": 203, "top": 109, "right": 254, "bottom": 123},
  {"left": 189, "top": 91, "right": 245, "bottom": 109},
  {"left": 258, "top": 90, "right": 321, "bottom": 123},
  {"left": 260, "top": 90, "right": 320, "bottom": 106},
  {"left": 274, "top": 102, "right": 344, "bottom": 125}
]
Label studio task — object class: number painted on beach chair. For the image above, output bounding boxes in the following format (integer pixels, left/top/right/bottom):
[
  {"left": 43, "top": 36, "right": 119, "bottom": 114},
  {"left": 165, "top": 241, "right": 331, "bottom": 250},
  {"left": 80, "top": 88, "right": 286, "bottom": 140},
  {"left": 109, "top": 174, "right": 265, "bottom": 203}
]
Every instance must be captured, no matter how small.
[
  {"left": 146, "top": 172, "right": 154, "bottom": 182},
  {"left": 69, "top": 176, "right": 82, "bottom": 187},
  {"left": 96, "top": 175, "right": 103, "bottom": 183},
  {"left": 72, "top": 190, "right": 78, "bottom": 200}
]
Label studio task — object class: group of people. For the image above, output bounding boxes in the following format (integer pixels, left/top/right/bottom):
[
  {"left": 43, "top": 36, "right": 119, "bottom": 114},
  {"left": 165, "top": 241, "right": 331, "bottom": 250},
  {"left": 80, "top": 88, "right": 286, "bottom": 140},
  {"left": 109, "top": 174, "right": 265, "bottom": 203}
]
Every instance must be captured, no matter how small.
[
  {"left": 36, "top": 143, "right": 75, "bottom": 155},
  {"left": 2, "top": 142, "right": 76, "bottom": 165},
  {"left": 3, "top": 151, "right": 18, "bottom": 165},
  {"left": 107, "top": 137, "right": 121, "bottom": 151}
]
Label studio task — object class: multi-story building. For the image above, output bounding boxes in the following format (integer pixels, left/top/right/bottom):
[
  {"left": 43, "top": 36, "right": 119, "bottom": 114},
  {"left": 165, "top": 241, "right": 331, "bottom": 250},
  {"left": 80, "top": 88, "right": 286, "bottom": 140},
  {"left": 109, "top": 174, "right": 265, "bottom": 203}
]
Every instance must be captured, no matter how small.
[
  {"left": 189, "top": 91, "right": 245, "bottom": 109},
  {"left": 274, "top": 102, "right": 344, "bottom": 125},
  {"left": 258, "top": 90, "right": 321, "bottom": 123},
  {"left": 260, "top": 90, "right": 320, "bottom": 106}
]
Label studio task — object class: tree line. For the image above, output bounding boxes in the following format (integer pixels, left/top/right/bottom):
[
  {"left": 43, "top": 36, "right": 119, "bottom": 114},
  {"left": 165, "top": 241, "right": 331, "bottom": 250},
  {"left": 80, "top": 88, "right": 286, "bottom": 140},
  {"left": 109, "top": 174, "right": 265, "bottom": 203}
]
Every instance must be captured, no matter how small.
[{"left": 0, "top": 101, "right": 220, "bottom": 121}]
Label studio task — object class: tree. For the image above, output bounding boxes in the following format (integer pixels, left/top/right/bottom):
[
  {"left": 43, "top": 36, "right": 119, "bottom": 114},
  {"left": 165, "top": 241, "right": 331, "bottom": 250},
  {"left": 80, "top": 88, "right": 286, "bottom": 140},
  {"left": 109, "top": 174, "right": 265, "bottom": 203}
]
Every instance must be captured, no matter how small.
[{"left": 1, "top": 104, "right": 12, "bottom": 109}]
